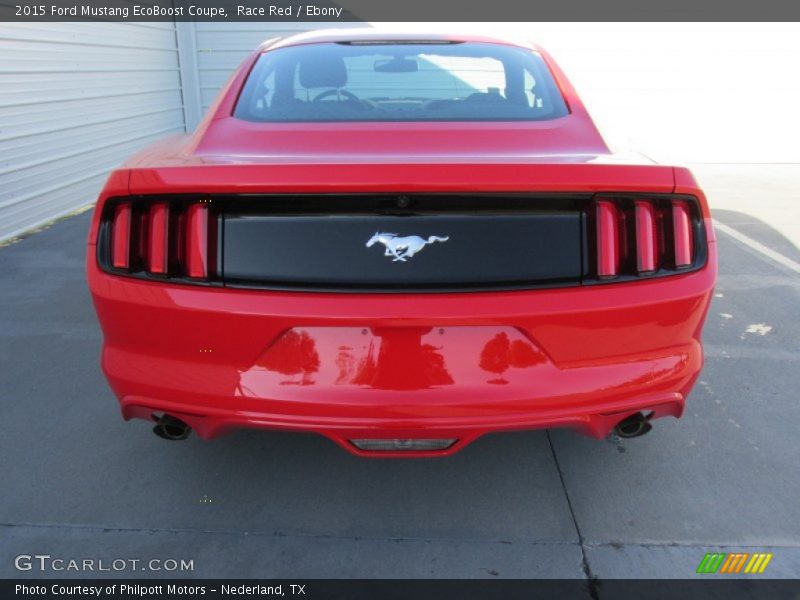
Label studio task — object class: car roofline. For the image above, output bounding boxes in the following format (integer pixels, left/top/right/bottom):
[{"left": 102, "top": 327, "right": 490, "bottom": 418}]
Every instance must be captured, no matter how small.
[{"left": 257, "top": 28, "right": 539, "bottom": 53}]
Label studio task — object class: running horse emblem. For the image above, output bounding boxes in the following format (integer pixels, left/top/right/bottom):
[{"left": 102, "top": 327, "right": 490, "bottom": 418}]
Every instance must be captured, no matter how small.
[{"left": 366, "top": 232, "right": 450, "bottom": 262}]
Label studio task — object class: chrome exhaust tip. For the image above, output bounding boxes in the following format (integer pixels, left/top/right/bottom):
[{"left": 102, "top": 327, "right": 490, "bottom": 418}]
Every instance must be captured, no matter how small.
[
  {"left": 614, "top": 412, "right": 653, "bottom": 439},
  {"left": 152, "top": 414, "right": 191, "bottom": 441}
]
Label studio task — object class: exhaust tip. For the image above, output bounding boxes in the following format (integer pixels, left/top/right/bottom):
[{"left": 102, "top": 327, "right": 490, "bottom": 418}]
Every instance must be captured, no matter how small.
[
  {"left": 614, "top": 412, "right": 653, "bottom": 439},
  {"left": 152, "top": 414, "right": 191, "bottom": 441}
]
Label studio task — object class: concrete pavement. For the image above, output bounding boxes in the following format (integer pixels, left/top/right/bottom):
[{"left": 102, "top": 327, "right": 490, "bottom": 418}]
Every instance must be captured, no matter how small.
[{"left": 1, "top": 167, "right": 798, "bottom": 586}]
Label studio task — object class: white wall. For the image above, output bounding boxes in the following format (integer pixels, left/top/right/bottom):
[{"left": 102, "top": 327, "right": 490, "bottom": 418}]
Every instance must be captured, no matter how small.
[
  {"left": 396, "top": 22, "right": 800, "bottom": 164},
  {"left": 528, "top": 23, "right": 800, "bottom": 164},
  {"left": 0, "top": 23, "right": 186, "bottom": 241}
]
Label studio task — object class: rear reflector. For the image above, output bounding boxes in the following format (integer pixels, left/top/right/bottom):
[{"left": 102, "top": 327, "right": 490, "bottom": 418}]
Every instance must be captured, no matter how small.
[
  {"left": 672, "top": 200, "right": 694, "bottom": 267},
  {"left": 635, "top": 200, "right": 657, "bottom": 273},
  {"left": 148, "top": 203, "right": 169, "bottom": 274},
  {"left": 111, "top": 203, "right": 131, "bottom": 269},
  {"left": 596, "top": 200, "right": 619, "bottom": 278},
  {"left": 186, "top": 204, "right": 208, "bottom": 279},
  {"left": 350, "top": 439, "right": 457, "bottom": 452}
]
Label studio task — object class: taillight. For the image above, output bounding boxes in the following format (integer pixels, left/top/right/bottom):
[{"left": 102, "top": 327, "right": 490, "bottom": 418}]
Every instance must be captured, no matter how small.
[
  {"left": 671, "top": 200, "right": 694, "bottom": 268},
  {"left": 591, "top": 196, "right": 701, "bottom": 281},
  {"left": 186, "top": 204, "right": 209, "bottom": 279},
  {"left": 102, "top": 199, "right": 215, "bottom": 283},
  {"left": 148, "top": 203, "right": 169, "bottom": 275},
  {"left": 110, "top": 203, "right": 131, "bottom": 269},
  {"left": 595, "top": 200, "right": 619, "bottom": 278},
  {"left": 634, "top": 200, "right": 657, "bottom": 273}
]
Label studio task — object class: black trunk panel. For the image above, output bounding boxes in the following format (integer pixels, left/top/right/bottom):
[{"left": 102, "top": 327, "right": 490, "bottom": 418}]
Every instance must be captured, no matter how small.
[{"left": 222, "top": 196, "right": 585, "bottom": 290}]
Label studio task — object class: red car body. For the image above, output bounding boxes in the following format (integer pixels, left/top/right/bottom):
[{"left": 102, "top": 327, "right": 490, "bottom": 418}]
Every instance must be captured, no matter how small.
[{"left": 87, "top": 30, "right": 717, "bottom": 457}]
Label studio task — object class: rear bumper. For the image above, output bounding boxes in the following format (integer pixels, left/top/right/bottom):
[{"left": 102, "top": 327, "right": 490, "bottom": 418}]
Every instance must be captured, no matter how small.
[
  {"left": 89, "top": 241, "right": 716, "bottom": 457},
  {"left": 122, "top": 393, "right": 686, "bottom": 457}
]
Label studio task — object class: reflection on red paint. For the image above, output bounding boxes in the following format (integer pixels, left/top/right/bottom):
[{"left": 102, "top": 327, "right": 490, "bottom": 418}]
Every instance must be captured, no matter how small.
[
  {"left": 260, "top": 329, "right": 320, "bottom": 385},
  {"left": 262, "top": 327, "right": 453, "bottom": 390},
  {"left": 351, "top": 327, "right": 454, "bottom": 390},
  {"left": 480, "top": 332, "right": 546, "bottom": 384},
  {"left": 253, "top": 326, "right": 556, "bottom": 393}
]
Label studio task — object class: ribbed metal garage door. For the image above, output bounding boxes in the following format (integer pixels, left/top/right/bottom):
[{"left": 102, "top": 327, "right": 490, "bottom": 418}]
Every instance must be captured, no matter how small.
[{"left": 0, "top": 23, "right": 186, "bottom": 242}]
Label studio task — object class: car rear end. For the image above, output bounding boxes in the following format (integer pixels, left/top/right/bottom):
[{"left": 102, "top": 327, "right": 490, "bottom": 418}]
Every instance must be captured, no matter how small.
[
  {"left": 86, "top": 33, "right": 716, "bottom": 456},
  {"left": 87, "top": 160, "right": 715, "bottom": 457}
]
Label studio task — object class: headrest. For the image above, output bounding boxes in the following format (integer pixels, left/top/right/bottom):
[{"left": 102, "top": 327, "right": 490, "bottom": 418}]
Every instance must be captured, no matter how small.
[{"left": 299, "top": 54, "right": 347, "bottom": 89}]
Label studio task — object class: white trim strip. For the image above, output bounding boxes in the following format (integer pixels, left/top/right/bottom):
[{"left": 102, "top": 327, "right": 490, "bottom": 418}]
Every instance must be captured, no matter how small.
[{"left": 713, "top": 219, "right": 800, "bottom": 275}]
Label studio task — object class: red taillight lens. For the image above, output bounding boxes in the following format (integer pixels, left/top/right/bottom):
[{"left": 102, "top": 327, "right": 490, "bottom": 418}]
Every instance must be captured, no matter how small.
[
  {"left": 672, "top": 200, "right": 694, "bottom": 268},
  {"left": 634, "top": 200, "right": 657, "bottom": 273},
  {"left": 596, "top": 200, "right": 619, "bottom": 278},
  {"left": 106, "top": 200, "right": 212, "bottom": 281},
  {"left": 592, "top": 196, "right": 697, "bottom": 280},
  {"left": 186, "top": 204, "right": 209, "bottom": 279},
  {"left": 148, "top": 203, "right": 169, "bottom": 274},
  {"left": 111, "top": 202, "right": 131, "bottom": 269}
]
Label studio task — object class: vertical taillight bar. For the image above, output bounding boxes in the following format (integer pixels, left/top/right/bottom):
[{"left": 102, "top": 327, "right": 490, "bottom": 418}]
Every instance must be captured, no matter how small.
[
  {"left": 596, "top": 200, "right": 619, "bottom": 278},
  {"left": 111, "top": 202, "right": 131, "bottom": 269},
  {"left": 186, "top": 203, "right": 208, "bottom": 279},
  {"left": 148, "top": 203, "right": 169, "bottom": 274},
  {"left": 635, "top": 201, "right": 657, "bottom": 273},
  {"left": 672, "top": 200, "right": 694, "bottom": 267}
]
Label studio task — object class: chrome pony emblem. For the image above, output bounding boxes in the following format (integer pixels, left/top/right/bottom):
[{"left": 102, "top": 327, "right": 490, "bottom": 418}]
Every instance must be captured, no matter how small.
[{"left": 366, "top": 232, "right": 450, "bottom": 262}]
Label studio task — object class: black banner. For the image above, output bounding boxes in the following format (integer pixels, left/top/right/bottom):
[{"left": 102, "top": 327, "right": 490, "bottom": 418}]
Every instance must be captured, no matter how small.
[
  {"left": 2, "top": 0, "right": 800, "bottom": 22},
  {"left": 4, "top": 580, "right": 800, "bottom": 600}
]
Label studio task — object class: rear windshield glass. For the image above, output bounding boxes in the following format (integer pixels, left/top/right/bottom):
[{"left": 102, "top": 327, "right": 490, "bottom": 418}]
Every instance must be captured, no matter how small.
[{"left": 234, "top": 42, "right": 569, "bottom": 122}]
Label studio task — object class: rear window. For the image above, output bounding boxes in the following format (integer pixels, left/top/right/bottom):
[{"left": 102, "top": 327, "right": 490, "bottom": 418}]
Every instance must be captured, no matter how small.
[{"left": 234, "top": 42, "right": 569, "bottom": 123}]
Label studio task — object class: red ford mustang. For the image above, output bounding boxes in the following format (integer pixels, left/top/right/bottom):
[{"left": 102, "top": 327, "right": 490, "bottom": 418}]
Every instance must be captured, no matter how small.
[{"left": 87, "top": 30, "right": 717, "bottom": 457}]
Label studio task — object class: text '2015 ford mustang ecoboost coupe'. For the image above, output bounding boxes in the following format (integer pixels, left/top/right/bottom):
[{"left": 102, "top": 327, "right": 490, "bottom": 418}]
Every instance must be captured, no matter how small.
[{"left": 87, "top": 30, "right": 717, "bottom": 457}]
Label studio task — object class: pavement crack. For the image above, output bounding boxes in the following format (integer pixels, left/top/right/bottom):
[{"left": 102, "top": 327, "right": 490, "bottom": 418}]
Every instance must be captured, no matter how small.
[
  {"left": 547, "top": 430, "right": 599, "bottom": 600},
  {"left": 0, "top": 521, "right": 577, "bottom": 548},
  {"left": 585, "top": 540, "right": 800, "bottom": 549}
]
